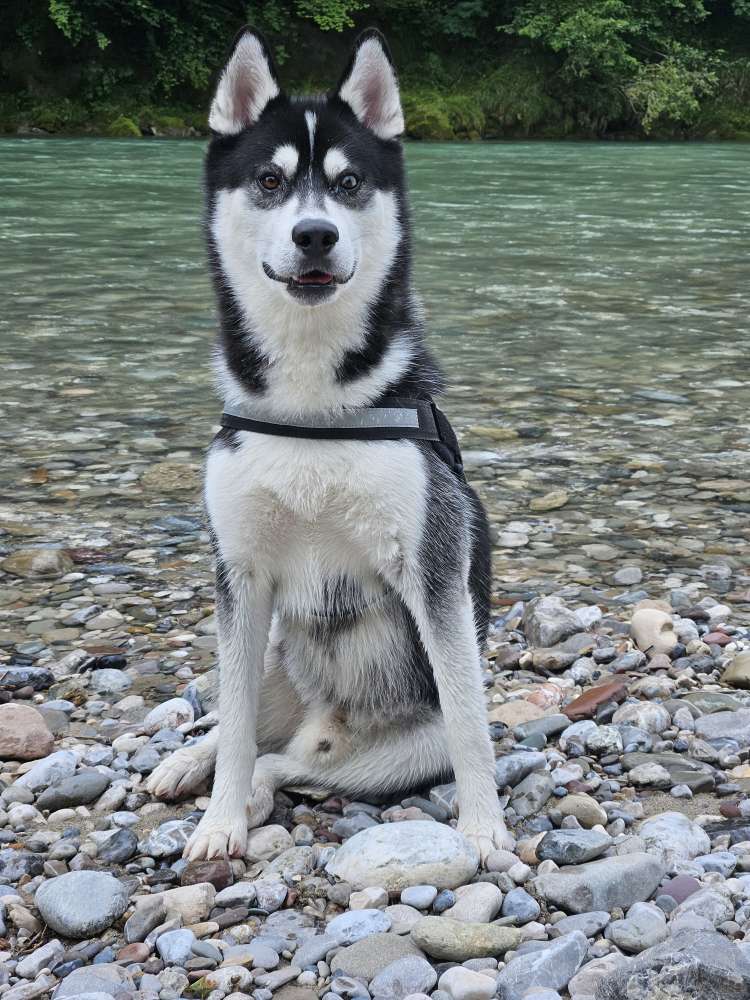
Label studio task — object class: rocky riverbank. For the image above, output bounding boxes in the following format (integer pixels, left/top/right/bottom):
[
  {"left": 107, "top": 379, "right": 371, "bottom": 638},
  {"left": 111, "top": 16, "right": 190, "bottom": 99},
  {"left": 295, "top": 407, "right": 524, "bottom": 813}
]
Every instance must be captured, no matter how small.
[{"left": 1, "top": 533, "right": 749, "bottom": 999}]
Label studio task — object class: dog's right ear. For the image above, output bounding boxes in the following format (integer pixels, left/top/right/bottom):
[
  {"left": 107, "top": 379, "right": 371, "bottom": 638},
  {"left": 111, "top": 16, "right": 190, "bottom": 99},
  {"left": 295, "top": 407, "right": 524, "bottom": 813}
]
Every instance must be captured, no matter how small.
[{"left": 209, "top": 29, "right": 281, "bottom": 135}]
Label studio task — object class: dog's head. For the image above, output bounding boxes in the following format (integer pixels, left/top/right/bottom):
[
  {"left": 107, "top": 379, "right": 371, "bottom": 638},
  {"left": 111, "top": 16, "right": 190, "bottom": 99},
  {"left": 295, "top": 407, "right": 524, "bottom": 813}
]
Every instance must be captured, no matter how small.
[{"left": 205, "top": 29, "right": 406, "bottom": 315}]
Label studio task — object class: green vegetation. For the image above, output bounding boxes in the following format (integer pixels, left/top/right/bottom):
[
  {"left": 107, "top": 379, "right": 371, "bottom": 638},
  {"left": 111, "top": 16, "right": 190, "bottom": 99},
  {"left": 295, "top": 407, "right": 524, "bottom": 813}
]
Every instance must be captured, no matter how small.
[{"left": 3, "top": 1, "right": 750, "bottom": 139}]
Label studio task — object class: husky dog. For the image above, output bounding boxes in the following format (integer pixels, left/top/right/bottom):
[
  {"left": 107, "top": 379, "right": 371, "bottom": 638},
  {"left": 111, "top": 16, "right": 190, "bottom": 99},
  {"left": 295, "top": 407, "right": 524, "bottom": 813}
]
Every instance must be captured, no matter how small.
[{"left": 146, "top": 28, "right": 513, "bottom": 862}]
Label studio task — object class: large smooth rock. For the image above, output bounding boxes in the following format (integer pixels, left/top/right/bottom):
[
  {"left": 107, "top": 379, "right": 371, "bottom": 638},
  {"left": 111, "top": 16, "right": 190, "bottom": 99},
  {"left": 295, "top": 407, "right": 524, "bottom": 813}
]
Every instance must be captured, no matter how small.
[
  {"left": 695, "top": 708, "right": 750, "bottom": 746},
  {"left": 630, "top": 607, "right": 678, "bottom": 655},
  {"left": 495, "top": 931, "right": 588, "bottom": 1000},
  {"left": 534, "top": 853, "right": 665, "bottom": 914},
  {"left": 596, "top": 928, "right": 750, "bottom": 1000},
  {"left": 0, "top": 704, "right": 54, "bottom": 761},
  {"left": 410, "top": 916, "right": 521, "bottom": 961},
  {"left": 637, "top": 812, "right": 710, "bottom": 862},
  {"left": 36, "top": 871, "right": 128, "bottom": 938},
  {"left": 326, "top": 821, "right": 479, "bottom": 891},
  {"left": 154, "top": 882, "right": 216, "bottom": 924},
  {"left": 331, "top": 932, "right": 425, "bottom": 980}
]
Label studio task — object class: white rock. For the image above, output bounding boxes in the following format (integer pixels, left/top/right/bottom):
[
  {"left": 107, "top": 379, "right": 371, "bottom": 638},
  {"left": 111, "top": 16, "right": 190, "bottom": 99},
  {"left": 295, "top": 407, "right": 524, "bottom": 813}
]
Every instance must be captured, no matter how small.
[
  {"left": 245, "top": 824, "right": 294, "bottom": 861},
  {"left": 444, "top": 883, "right": 503, "bottom": 923},
  {"left": 439, "top": 966, "right": 495, "bottom": 1000},
  {"left": 326, "top": 821, "right": 479, "bottom": 891},
  {"left": 142, "top": 698, "right": 194, "bottom": 735},
  {"left": 637, "top": 812, "right": 710, "bottom": 862},
  {"left": 349, "top": 886, "right": 388, "bottom": 910}
]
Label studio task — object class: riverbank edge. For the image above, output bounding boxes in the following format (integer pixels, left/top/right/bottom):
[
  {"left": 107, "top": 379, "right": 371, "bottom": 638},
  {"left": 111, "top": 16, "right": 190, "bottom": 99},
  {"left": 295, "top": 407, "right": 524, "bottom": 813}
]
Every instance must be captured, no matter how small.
[{"left": 3, "top": 90, "right": 750, "bottom": 142}]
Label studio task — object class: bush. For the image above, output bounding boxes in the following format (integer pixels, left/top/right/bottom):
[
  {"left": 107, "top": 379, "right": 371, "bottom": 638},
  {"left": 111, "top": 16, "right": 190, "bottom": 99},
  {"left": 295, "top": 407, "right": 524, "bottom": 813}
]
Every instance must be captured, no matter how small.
[
  {"left": 477, "top": 54, "right": 564, "bottom": 136},
  {"left": 402, "top": 91, "right": 455, "bottom": 140},
  {"left": 106, "top": 115, "right": 141, "bottom": 137}
]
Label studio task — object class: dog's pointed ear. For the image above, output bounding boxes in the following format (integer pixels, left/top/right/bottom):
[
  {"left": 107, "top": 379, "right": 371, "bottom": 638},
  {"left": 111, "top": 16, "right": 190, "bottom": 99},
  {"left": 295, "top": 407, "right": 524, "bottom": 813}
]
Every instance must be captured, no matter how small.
[
  {"left": 333, "top": 29, "right": 404, "bottom": 140},
  {"left": 209, "top": 28, "right": 281, "bottom": 135}
]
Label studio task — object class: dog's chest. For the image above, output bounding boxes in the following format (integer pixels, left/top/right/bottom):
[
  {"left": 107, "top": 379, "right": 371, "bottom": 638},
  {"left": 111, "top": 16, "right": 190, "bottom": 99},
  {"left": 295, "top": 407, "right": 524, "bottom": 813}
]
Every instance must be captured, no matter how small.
[{"left": 206, "top": 433, "right": 426, "bottom": 596}]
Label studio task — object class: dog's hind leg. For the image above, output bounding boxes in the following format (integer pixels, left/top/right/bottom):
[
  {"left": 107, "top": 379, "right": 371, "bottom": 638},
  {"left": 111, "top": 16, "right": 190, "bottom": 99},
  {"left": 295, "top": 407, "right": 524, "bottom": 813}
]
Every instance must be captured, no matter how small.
[{"left": 246, "top": 712, "right": 452, "bottom": 827}]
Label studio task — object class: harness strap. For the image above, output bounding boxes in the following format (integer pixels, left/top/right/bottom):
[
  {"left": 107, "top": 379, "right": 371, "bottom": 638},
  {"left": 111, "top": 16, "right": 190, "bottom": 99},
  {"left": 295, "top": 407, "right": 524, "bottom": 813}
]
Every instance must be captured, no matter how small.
[{"left": 220, "top": 396, "right": 465, "bottom": 480}]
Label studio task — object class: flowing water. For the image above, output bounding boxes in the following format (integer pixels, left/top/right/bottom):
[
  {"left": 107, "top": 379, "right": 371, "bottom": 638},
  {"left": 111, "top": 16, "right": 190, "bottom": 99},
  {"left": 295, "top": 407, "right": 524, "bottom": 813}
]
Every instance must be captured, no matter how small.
[{"left": 1, "top": 138, "right": 748, "bottom": 602}]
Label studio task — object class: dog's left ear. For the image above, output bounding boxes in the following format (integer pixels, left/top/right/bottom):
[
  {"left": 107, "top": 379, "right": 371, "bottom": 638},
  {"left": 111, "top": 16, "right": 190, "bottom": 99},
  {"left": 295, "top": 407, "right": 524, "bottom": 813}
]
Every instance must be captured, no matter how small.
[
  {"left": 333, "top": 29, "right": 404, "bottom": 140},
  {"left": 209, "top": 28, "right": 281, "bottom": 135}
]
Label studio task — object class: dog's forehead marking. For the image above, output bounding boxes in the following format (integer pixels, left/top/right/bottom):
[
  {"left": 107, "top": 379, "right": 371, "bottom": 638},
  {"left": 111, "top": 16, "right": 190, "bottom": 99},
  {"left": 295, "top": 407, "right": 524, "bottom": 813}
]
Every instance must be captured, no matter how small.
[
  {"left": 323, "top": 147, "right": 350, "bottom": 181},
  {"left": 305, "top": 111, "right": 317, "bottom": 165},
  {"left": 272, "top": 143, "right": 299, "bottom": 178}
]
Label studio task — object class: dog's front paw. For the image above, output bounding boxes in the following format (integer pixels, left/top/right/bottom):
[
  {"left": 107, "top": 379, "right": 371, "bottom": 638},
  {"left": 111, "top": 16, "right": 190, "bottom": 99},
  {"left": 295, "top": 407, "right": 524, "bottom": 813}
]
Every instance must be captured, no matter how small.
[
  {"left": 183, "top": 810, "right": 247, "bottom": 861},
  {"left": 458, "top": 815, "right": 516, "bottom": 864},
  {"left": 146, "top": 748, "right": 213, "bottom": 801}
]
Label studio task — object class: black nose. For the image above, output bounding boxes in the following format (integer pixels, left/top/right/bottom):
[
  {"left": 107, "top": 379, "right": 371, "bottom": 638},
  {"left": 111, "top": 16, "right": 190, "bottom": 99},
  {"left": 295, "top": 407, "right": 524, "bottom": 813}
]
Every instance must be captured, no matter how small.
[{"left": 292, "top": 218, "right": 339, "bottom": 255}]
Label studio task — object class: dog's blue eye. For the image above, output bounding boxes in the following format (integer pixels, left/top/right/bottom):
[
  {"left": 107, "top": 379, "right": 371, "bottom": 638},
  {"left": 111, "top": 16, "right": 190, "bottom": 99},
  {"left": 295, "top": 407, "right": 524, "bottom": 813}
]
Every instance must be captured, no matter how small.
[
  {"left": 339, "top": 173, "right": 360, "bottom": 192},
  {"left": 259, "top": 173, "right": 281, "bottom": 191}
]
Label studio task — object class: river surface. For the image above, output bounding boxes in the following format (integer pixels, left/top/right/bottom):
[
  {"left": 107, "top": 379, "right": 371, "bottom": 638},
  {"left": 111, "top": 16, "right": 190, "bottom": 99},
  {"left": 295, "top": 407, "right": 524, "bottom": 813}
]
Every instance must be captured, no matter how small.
[{"left": 1, "top": 138, "right": 748, "bottom": 604}]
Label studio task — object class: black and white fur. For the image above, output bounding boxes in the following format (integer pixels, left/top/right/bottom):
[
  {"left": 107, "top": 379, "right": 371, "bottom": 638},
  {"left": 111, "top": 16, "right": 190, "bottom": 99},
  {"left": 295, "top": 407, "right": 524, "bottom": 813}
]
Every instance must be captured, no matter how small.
[{"left": 146, "top": 28, "right": 513, "bottom": 861}]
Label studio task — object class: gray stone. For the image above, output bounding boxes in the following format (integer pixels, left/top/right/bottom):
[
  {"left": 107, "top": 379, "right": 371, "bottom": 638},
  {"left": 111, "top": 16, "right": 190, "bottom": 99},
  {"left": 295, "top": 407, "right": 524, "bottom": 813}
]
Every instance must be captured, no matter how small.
[
  {"left": 143, "top": 697, "right": 194, "bottom": 735},
  {"left": 410, "top": 916, "right": 522, "bottom": 961},
  {"left": 401, "top": 885, "right": 437, "bottom": 910},
  {"left": 141, "top": 818, "right": 196, "bottom": 858},
  {"left": 0, "top": 848, "right": 44, "bottom": 880},
  {"left": 637, "top": 811, "right": 710, "bottom": 862},
  {"left": 326, "top": 821, "right": 479, "bottom": 891},
  {"left": 15, "top": 750, "right": 77, "bottom": 791},
  {"left": 534, "top": 853, "right": 665, "bottom": 914},
  {"left": 522, "top": 596, "right": 581, "bottom": 648},
  {"left": 621, "top": 751, "right": 715, "bottom": 792},
  {"left": 89, "top": 669, "right": 131, "bottom": 695},
  {"left": 444, "top": 883, "right": 503, "bottom": 923},
  {"left": 331, "top": 932, "right": 425, "bottom": 980},
  {"left": 36, "top": 770, "right": 111, "bottom": 811},
  {"left": 156, "top": 928, "right": 196, "bottom": 965},
  {"left": 369, "top": 956, "right": 437, "bottom": 1000},
  {"left": 537, "top": 829, "right": 612, "bottom": 866},
  {"left": 695, "top": 851, "right": 737, "bottom": 876},
  {"left": 596, "top": 928, "right": 750, "bottom": 1000},
  {"left": 328, "top": 908, "right": 392, "bottom": 944},
  {"left": 510, "top": 771, "right": 555, "bottom": 818},
  {"left": 494, "top": 752, "right": 547, "bottom": 789},
  {"left": 551, "top": 911, "right": 610, "bottom": 938},
  {"left": 495, "top": 931, "right": 588, "bottom": 1000},
  {"left": 695, "top": 708, "right": 750, "bottom": 745},
  {"left": 92, "top": 827, "right": 138, "bottom": 864},
  {"left": 35, "top": 870, "right": 128, "bottom": 938},
  {"left": 672, "top": 887, "right": 734, "bottom": 927},
  {"left": 606, "top": 902, "right": 668, "bottom": 953},
  {"left": 16, "top": 939, "right": 64, "bottom": 979},
  {"left": 52, "top": 964, "right": 135, "bottom": 998},
  {"left": 501, "top": 887, "right": 540, "bottom": 924}
]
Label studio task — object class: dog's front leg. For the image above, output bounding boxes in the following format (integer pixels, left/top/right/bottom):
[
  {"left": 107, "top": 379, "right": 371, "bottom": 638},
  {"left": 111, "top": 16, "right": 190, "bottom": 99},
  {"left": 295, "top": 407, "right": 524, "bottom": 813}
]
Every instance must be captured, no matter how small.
[
  {"left": 184, "top": 570, "right": 273, "bottom": 861},
  {"left": 398, "top": 573, "right": 514, "bottom": 863}
]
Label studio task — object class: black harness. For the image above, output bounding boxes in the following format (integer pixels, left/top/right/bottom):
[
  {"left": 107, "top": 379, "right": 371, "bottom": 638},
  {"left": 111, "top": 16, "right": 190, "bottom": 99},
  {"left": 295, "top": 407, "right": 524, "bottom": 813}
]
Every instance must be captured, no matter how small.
[{"left": 220, "top": 395, "right": 465, "bottom": 481}]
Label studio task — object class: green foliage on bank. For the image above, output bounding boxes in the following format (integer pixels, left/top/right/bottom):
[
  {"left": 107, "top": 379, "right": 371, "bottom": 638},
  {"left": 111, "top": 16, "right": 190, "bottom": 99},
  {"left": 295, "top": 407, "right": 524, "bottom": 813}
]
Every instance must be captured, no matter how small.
[{"left": 3, "top": 1, "right": 750, "bottom": 139}]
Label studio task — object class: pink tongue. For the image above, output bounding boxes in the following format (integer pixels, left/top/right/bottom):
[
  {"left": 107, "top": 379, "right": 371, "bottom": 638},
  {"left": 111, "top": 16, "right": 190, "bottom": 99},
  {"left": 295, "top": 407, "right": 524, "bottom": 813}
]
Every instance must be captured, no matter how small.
[{"left": 297, "top": 271, "right": 333, "bottom": 285}]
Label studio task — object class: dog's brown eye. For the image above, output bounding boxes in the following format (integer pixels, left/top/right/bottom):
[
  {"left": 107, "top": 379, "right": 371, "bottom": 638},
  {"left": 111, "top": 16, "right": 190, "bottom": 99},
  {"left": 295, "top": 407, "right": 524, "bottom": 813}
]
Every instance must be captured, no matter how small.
[
  {"left": 259, "top": 173, "right": 281, "bottom": 191},
  {"left": 339, "top": 173, "right": 360, "bottom": 192}
]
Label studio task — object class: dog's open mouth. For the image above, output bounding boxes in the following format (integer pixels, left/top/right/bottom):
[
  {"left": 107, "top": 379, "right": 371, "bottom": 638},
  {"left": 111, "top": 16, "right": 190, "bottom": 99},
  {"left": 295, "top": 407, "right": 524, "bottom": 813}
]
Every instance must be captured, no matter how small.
[
  {"left": 293, "top": 269, "right": 334, "bottom": 286},
  {"left": 262, "top": 261, "right": 355, "bottom": 297}
]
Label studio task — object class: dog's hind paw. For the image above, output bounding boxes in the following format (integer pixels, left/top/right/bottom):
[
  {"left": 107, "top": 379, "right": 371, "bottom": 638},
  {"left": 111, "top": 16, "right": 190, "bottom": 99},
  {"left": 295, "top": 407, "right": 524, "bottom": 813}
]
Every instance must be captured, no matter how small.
[
  {"left": 183, "top": 810, "right": 247, "bottom": 861},
  {"left": 458, "top": 817, "right": 516, "bottom": 864},
  {"left": 145, "top": 748, "right": 213, "bottom": 801}
]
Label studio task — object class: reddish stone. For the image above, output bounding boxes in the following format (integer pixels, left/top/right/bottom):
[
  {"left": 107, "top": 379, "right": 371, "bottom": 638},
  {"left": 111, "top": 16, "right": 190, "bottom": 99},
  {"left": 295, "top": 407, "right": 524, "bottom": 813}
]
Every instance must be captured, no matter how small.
[
  {"left": 704, "top": 631, "right": 732, "bottom": 646},
  {"left": 661, "top": 875, "right": 701, "bottom": 904},
  {"left": 117, "top": 942, "right": 151, "bottom": 963},
  {"left": 563, "top": 680, "right": 628, "bottom": 721},
  {"left": 721, "top": 801, "right": 741, "bottom": 818},
  {"left": 180, "top": 859, "right": 233, "bottom": 891}
]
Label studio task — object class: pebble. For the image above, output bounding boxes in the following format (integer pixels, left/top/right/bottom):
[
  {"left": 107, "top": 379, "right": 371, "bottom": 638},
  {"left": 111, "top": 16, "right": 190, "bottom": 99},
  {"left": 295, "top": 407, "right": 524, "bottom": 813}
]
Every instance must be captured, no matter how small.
[
  {"left": 401, "top": 885, "right": 438, "bottom": 910},
  {"left": 495, "top": 931, "right": 588, "bottom": 1000},
  {"left": 370, "top": 956, "right": 438, "bottom": 1000},
  {"left": 328, "top": 908, "right": 392, "bottom": 944},
  {"left": 438, "top": 967, "right": 494, "bottom": 1000},
  {"left": 410, "top": 917, "right": 522, "bottom": 961}
]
